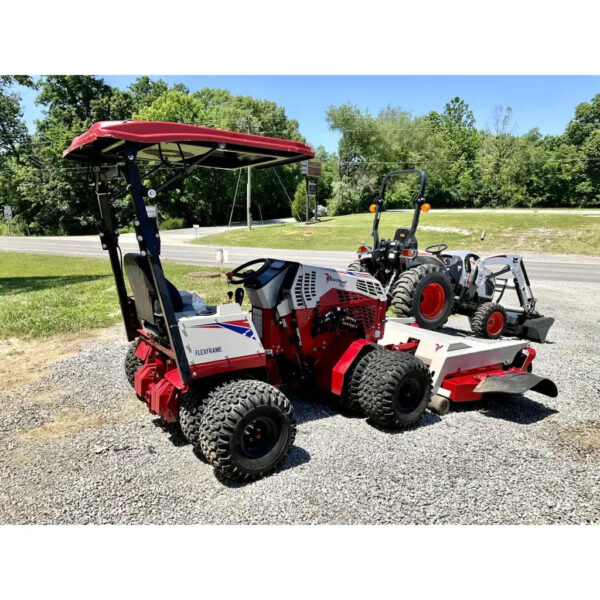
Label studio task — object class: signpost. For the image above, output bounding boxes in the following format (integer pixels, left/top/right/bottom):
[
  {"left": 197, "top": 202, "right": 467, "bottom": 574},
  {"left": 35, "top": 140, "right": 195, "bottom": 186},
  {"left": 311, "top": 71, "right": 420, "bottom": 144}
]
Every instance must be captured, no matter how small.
[
  {"left": 193, "top": 223, "right": 200, "bottom": 240},
  {"left": 301, "top": 160, "right": 322, "bottom": 223},
  {"left": 3, "top": 206, "right": 13, "bottom": 236}
]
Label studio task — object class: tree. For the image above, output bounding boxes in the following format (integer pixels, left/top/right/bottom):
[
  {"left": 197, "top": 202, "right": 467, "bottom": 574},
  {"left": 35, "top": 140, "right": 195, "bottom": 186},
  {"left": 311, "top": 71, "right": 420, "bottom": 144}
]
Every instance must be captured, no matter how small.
[
  {"left": 0, "top": 76, "right": 33, "bottom": 159},
  {"left": 135, "top": 87, "right": 305, "bottom": 226}
]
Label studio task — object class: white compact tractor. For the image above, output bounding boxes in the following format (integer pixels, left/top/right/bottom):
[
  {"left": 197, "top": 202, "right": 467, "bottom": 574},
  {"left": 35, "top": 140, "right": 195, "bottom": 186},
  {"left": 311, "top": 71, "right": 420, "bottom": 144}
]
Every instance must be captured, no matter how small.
[
  {"left": 348, "top": 169, "right": 555, "bottom": 342},
  {"left": 63, "top": 121, "right": 558, "bottom": 482}
]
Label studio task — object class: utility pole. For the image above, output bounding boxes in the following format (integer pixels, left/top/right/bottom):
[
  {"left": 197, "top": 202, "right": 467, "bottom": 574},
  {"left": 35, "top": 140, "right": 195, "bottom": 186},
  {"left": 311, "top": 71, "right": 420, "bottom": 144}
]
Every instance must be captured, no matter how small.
[
  {"left": 246, "top": 164, "right": 252, "bottom": 230},
  {"left": 239, "top": 116, "right": 254, "bottom": 230}
]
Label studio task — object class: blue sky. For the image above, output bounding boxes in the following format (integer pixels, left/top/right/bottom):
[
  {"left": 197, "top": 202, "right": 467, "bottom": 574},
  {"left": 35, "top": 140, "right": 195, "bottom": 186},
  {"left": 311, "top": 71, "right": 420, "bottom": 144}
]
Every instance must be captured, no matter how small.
[{"left": 15, "top": 76, "right": 600, "bottom": 152}]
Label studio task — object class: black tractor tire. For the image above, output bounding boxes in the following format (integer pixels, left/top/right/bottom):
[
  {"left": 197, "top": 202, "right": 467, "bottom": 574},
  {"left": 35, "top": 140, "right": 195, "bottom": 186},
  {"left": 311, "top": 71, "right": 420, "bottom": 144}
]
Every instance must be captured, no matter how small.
[
  {"left": 336, "top": 344, "right": 385, "bottom": 414},
  {"left": 179, "top": 384, "right": 211, "bottom": 446},
  {"left": 471, "top": 302, "right": 507, "bottom": 339},
  {"left": 390, "top": 264, "right": 454, "bottom": 329},
  {"left": 357, "top": 349, "right": 431, "bottom": 429},
  {"left": 124, "top": 341, "right": 143, "bottom": 389},
  {"left": 199, "top": 379, "right": 296, "bottom": 482},
  {"left": 347, "top": 259, "right": 370, "bottom": 273},
  {"left": 180, "top": 372, "right": 257, "bottom": 448}
]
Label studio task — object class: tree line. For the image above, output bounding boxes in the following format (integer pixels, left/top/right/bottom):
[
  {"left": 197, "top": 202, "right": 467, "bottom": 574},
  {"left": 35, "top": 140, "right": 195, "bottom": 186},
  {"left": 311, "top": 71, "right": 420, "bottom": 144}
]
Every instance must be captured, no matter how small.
[
  {"left": 0, "top": 76, "right": 599, "bottom": 235},
  {"left": 325, "top": 96, "right": 600, "bottom": 214}
]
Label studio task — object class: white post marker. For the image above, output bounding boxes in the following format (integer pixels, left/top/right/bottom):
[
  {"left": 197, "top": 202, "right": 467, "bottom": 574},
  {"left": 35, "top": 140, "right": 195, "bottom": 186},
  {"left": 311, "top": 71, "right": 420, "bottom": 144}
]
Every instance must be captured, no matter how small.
[
  {"left": 216, "top": 248, "right": 229, "bottom": 270},
  {"left": 193, "top": 224, "right": 200, "bottom": 239}
]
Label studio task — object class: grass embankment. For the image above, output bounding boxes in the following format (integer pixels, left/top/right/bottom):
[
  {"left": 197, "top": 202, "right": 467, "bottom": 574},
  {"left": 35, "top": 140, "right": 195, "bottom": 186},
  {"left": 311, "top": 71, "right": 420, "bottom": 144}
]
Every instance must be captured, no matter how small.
[
  {"left": 194, "top": 211, "right": 600, "bottom": 255},
  {"left": 0, "top": 253, "right": 231, "bottom": 339}
]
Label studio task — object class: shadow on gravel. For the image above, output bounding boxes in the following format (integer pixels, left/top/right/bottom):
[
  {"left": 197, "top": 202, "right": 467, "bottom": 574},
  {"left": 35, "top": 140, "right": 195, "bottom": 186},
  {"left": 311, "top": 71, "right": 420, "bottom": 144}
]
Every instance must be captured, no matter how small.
[
  {"left": 151, "top": 419, "right": 188, "bottom": 447},
  {"left": 367, "top": 410, "right": 442, "bottom": 433},
  {"left": 453, "top": 394, "right": 558, "bottom": 425},
  {"left": 214, "top": 446, "right": 311, "bottom": 488}
]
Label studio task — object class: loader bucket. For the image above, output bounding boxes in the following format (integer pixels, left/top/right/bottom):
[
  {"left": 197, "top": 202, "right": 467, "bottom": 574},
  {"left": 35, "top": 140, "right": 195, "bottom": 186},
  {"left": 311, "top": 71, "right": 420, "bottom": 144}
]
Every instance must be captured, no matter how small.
[
  {"left": 522, "top": 316, "right": 555, "bottom": 343},
  {"left": 474, "top": 371, "right": 558, "bottom": 398}
]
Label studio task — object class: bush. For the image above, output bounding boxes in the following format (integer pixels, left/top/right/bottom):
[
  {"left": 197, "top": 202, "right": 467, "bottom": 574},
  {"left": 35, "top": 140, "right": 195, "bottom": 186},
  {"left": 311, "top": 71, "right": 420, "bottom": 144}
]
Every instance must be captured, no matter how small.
[
  {"left": 291, "top": 181, "right": 306, "bottom": 222},
  {"left": 160, "top": 217, "right": 185, "bottom": 230},
  {"left": 328, "top": 173, "right": 378, "bottom": 216}
]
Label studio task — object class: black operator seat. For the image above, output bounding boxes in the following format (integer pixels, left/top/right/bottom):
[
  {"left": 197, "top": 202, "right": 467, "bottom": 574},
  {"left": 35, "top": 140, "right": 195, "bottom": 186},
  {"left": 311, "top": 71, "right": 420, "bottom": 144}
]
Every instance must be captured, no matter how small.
[
  {"left": 124, "top": 253, "right": 183, "bottom": 326},
  {"left": 394, "top": 227, "right": 417, "bottom": 249}
]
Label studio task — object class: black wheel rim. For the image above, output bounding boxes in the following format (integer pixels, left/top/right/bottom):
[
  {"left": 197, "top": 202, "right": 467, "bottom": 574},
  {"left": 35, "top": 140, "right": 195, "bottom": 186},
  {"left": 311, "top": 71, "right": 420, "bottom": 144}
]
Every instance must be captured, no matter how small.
[
  {"left": 240, "top": 416, "right": 279, "bottom": 459},
  {"left": 395, "top": 377, "right": 423, "bottom": 413}
]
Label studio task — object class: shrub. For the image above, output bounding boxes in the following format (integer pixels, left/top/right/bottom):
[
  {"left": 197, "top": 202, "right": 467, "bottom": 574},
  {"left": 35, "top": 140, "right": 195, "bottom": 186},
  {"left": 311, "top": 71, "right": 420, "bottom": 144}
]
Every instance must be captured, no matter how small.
[
  {"left": 160, "top": 217, "right": 185, "bottom": 230},
  {"left": 328, "top": 173, "right": 378, "bottom": 216},
  {"left": 291, "top": 181, "right": 307, "bottom": 222}
]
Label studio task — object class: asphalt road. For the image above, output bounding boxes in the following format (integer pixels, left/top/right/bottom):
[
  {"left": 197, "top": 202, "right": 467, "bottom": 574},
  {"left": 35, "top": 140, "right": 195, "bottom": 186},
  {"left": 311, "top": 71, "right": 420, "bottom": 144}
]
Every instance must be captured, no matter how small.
[{"left": 1, "top": 228, "right": 598, "bottom": 283}]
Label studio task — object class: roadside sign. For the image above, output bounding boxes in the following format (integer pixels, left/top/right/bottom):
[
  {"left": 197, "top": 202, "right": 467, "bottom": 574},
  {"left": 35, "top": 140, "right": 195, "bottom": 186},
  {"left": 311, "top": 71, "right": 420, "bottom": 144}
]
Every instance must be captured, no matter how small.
[
  {"left": 308, "top": 182, "right": 317, "bottom": 197},
  {"left": 3, "top": 206, "right": 13, "bottom": 220},
  {"left": 301, "top": 159, "right": 322, "bottom": 178},
  {"left": 193, "top": 224, "right": 200, "bottom": 229}
]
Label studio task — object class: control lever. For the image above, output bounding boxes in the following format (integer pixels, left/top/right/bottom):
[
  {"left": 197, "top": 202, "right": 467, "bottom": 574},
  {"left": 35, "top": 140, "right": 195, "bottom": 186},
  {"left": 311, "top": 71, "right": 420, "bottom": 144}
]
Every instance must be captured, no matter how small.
[
  {"left": 235, "top": 287, "right": 245, "bottom": 306},
  {"left": 227, "top": 290, "right": 234, "bottom": 303}
]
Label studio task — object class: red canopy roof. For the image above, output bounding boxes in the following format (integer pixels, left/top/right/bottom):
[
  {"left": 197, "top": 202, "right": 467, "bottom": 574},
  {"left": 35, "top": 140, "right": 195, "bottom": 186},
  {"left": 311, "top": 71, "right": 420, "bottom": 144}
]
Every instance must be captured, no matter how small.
[{"left": 63, "top": 120, "right": 314, "bottom": 169}]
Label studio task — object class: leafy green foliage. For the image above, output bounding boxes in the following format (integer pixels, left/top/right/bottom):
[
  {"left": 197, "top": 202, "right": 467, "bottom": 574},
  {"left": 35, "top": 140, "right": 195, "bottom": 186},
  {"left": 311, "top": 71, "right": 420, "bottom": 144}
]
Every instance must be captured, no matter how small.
[
  {"left": 160, "top": 217, "right": 185, "bottom": 230},
  {"left": 1, "top": 77, "right": 304, "bottom": 234},
  {"left": 291, "top": 180, "right": 306, "bottom": 221},
  {"left": 327, "top": 96, "right": 600, "bottom": 209}
]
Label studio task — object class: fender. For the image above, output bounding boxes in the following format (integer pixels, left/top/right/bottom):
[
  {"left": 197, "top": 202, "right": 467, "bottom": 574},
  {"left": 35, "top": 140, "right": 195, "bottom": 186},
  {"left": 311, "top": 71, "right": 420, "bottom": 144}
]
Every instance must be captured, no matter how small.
[
  {"left": 315, "top": 339, "right": 375, "bottom": 396},
  {"left": 410, "top": 253, "right": 446, "bottom": 269}
]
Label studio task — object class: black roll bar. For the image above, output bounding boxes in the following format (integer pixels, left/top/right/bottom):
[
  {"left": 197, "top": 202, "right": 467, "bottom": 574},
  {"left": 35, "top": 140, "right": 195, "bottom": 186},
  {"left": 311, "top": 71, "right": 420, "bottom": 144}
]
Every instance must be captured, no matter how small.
[
  {"left": 123, "top": 148, "right": 192, "bottom": 383},
  {"left": 93, "top": 145, "right": 223, "bottom": 385},
  {"left": 94, "top": 169, "right": 139, "bottom": 341},
  {"left": 371, "top": 169, "right": 427, "bottom": 248}
]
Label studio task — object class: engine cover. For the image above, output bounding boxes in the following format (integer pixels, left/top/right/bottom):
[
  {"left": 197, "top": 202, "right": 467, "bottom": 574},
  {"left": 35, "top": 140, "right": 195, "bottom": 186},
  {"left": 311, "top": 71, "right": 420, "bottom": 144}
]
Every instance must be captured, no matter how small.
[{"left": 288, "top": 264, "right": 387, "bottom": 341}]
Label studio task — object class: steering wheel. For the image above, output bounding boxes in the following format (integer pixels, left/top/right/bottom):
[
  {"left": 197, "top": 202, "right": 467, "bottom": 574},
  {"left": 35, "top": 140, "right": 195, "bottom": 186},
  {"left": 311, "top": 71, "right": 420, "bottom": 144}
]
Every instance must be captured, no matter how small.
[
  {"left": 228, "top": 258, "right": 269, "bottom": 284},
  {"left": 425, "top": 243, "right": 448, "bottom": 256}
]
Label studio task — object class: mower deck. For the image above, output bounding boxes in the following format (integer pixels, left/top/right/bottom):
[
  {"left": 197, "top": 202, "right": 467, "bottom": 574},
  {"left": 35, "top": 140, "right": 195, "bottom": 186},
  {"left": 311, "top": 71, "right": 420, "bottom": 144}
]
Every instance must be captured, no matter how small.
[{"left": 379, "top": 319, "right": 557, "bottom": 402}]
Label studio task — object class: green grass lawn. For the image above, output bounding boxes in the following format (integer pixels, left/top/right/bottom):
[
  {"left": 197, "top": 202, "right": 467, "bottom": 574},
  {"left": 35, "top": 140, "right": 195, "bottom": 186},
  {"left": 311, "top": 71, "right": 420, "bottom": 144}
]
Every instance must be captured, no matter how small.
[
  {"left": 194, "top": 210, "right": 600, "bottom": 255},
  {"left": 0, "top": 252, "right": 232, "bottom": 339}
]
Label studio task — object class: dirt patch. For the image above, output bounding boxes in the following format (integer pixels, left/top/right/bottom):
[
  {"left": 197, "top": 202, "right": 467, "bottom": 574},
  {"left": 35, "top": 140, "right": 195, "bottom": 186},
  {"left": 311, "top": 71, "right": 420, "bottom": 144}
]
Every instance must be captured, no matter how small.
[
  {"left": 0, "top": 328, "right": 121, "bottom": 391},
  {"left": 564, "top": 422, "right": 600, "bottom": 453},
  {"left": 419, "top": 225, "right": 473, "bottom": 236},
  {"left": 20, "top": 409, "right": 109, "bottom": 440}
]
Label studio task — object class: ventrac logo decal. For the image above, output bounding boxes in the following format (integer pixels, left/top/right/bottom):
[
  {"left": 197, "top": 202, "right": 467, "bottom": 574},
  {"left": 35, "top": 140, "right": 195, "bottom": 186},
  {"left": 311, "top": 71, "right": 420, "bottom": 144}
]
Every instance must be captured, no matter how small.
[
  {"left": 325, "top": 273, "right": 347, "bottom": 286},
  {"left": 192, "top": 319, "right": 256, "bottom": 340},
  {"left": 340, "top": 270, "right": 373, "bottom": 279},
  {"left": 435, "top": 343, "right": 444, "bottom": 352}
]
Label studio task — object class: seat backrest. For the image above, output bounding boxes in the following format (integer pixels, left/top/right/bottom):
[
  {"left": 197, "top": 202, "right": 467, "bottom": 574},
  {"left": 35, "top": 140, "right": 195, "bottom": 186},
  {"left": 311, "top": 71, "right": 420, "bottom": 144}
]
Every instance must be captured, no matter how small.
[{"left": 124, "top": 253, "right": 183, "bottom": 326}]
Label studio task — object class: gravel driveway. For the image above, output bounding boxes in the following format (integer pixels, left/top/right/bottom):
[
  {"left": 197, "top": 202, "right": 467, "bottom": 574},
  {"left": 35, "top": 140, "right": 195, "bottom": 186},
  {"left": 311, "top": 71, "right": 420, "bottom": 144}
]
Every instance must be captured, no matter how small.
[{"left": 1, "top": 280, "right": 599, "bottom": 524}]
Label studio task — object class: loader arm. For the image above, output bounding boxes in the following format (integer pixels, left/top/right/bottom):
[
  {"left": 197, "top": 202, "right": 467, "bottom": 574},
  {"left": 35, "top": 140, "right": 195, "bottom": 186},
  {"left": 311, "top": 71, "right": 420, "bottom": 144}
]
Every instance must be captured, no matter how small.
[{"left": 473, "top": 254, "right": 536, "bottom": 313}]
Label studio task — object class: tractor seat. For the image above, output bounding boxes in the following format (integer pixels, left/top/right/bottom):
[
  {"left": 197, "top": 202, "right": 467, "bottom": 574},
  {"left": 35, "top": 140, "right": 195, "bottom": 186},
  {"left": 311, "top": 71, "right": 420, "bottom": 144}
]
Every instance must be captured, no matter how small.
[{"left": 124, "top": 253, "right": 183, "bottom": 326}]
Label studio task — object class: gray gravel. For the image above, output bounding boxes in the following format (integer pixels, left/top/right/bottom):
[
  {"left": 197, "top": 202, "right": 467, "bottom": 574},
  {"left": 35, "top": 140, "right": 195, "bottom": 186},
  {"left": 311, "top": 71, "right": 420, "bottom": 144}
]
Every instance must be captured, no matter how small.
[{"left": 1, "top": 279, "right": 599, "bottom": 524}]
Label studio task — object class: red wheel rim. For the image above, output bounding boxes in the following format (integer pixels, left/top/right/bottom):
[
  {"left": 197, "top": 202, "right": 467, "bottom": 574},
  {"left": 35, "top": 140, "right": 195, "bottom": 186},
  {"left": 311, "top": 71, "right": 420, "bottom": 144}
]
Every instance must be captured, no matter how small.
[
  {"left": 420, "top": 282, "right": 446, "bottom": 319},
  {"left": 486, "top": 311, "right": 505, "bottom": 335}
]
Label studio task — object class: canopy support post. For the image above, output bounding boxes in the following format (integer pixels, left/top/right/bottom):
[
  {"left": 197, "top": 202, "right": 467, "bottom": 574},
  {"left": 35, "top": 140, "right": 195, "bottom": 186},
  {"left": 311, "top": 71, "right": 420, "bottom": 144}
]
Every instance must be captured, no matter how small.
[
  {"left": 123, "top": 147, "right": 192, "bottom": 384},
  {"left": 94, "top": 166, "right": 138, "bottom": 341}
]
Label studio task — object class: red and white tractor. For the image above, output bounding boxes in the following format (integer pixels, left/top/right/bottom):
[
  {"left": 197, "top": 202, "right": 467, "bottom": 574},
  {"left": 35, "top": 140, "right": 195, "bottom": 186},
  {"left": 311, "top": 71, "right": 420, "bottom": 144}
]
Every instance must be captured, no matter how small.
[
  {"left": 348, "top": 169, "right": 554, "bottom": 342},
  {"left": 63, "top": 121, "right": 558, "bottom": 482}
]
